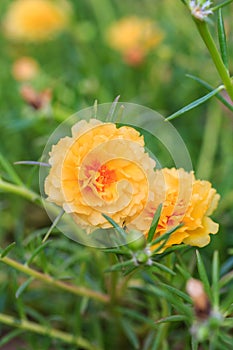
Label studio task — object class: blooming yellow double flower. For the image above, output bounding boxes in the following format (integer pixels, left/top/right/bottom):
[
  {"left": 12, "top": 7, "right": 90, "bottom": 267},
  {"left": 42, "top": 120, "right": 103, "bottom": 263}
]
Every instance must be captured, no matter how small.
[{"left": 45, "top": 119, "right": 219, "bottom": 251}]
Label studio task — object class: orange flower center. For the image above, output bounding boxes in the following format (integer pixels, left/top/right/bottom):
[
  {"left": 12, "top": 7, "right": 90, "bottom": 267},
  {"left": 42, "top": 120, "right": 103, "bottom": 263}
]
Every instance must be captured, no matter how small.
[{"left": 94, "top": 165, "right": 117, "bottom": 193}]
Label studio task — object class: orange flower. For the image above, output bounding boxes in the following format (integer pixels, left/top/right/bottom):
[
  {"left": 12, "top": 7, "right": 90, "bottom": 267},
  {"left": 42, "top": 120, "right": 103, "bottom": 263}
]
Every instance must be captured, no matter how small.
[
  {"left": 3, "top": 0, "right": 68, "bottom": 41},
  {"left": 44, "top": 119, "right": 156, "bottom": 232},
  {"left": 107, "top": 16, "right": 163, "bottom": 65},
  {"left": 12, "top": 57, "right": 39, "bottom": 81},
  {"left": 130, "top": 168, "right": 220, "bottom": 250}
]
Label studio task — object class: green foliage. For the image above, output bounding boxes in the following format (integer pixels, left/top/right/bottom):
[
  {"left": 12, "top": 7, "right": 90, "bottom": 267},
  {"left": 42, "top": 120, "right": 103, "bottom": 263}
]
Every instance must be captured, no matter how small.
[{"left": 0, "top": 0, "right": 233, "bottom": 349}]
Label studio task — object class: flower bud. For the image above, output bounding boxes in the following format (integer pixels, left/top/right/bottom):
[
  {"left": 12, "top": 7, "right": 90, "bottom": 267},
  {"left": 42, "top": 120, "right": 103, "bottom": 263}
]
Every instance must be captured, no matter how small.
[
  {"left": 196, "top": 323, "right": 209, "bottom": 341},
  {"left": 126, "top": 230, "right": 146, "bottom": 251},
  {"left": 135, "top": 251, "right": 149, "bottom": 264},
  {"left": 186, "top": 278, "right": 211, "bottom": 319},
  {"left": 208, "top": 313, "right": 223, "bottom": 329}
]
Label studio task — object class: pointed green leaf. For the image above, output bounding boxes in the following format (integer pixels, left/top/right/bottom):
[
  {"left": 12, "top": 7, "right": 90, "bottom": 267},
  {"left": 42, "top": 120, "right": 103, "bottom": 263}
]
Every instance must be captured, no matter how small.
[
  {"left": 1, "top": 242, "right": 16, "bottom": 258},
  {"left": 218, "top": 332, "right": 233, "bottom": 348},
  {"left": 102, "top": 214, "right": 126, "bottom": 240},
  {"left": 186, "top": 74, "right": 233, "bottom": 112},
  {"left": 217, "top": 9, "right": 228, "bottom": 69},
  {"left": 148, "top": 285, "right": 192, "bottom": 318},
  {"left": 105, "top": 259, "right": 134, "bottom": 272},
  {"left": 15, "top": 277, "right": 35, "bottom": 298},
  {"left": 102, "top": 248, "right": 131, "bottom": 256},
  {"left": 159, "top": 244, "right": 190, "bottom": 259},
  {"left": 123, "top": 265, "right": 138, "bottom": 276},
  {"left": 0, "top": 152, "right": 23, "bottom": 186},
  {"left": 196, "top": 250, "right": 212, "bottom": 300},
  {"left": 132, "top": 285, "right": 192, "bottom": 318},
  {"left": 212, "top": 251, "right": 220, "bottom": 309},
  {"left": 0, "top": 329, "right": 25, "bottom": 347},
  {"left": 159, "top": 283, "right": 192, "bottom": 304},
  {"left": 80, "top": 297, "right": 89, "bottom": 315},
  {"left": 117, "top": 307, "right": 155, "bottom": 326},
  {"left": 191, "top": 336, "right": 199, "bottom": 350},
  {"left": 42, "top": 209, "right": 64, "bottom": 242},
  {"left": 175, "top": 263, "right": 192, "bottom": 280},
  {"left": 220, "top": 256, "right": 233, "bottom": 275},
  {"left": 221, "top": 292, "right": 233, "bottom": 314},
  {"left": 219, "top": 271, "right": 233, "bottom": 289},
  {"left": 25, "top": 305, "right": 50, "bottom": 326},
  {"left": 150, "top": 223, "right": 183, "bottom": 247},
  {"left": 150, "top": 224, "right": 183, "bottom": 254},
  {"left": 152, "top": 262, "right": 176, "bottom": 276},
  {"left": 26, "top": 240, "right": 51, "bottom": 266},
  {"left": 147, "top": 204, "right": 162, "bottom": 243},
  {"left": 121, "top": 318, "right": 140, "bottom": 349},
  {"left": 212, "top": 0, "right": 233, "bottom": 11},
  {"left": 156, "top": 315, "right": 188, "bottom": 324},
  {"left": 166, "top": 86, "right": 224, "bottom": 121}
]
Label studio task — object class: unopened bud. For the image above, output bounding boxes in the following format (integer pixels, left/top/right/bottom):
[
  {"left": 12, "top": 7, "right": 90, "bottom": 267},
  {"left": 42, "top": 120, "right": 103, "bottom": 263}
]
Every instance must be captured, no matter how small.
[
  {"left": 186, "top": 278, "right": 211, "bottom": 319},
  {"left": 196, "top": 323, "right": 209, "bottom": 341},
  {"left": 135, "top": 251, "right": 148, "bottom": 264},
  {"left": 126, "top": 230, "right": 146, "bottom": 251}
]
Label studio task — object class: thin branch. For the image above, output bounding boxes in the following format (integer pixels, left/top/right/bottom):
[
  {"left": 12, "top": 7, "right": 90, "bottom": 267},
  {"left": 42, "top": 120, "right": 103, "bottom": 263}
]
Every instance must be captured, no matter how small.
[
  {"left": 0, "top": 255, "right": 110, "bottom": 304},
  {"left": 0, "top": 312, "right": 101, "bottom": 350}
]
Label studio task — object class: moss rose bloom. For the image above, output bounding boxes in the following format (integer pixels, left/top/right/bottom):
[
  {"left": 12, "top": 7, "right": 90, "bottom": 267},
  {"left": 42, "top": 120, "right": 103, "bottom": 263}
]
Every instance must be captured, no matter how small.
[
  {"left": 3, "top": 0, "right": 68, "bottom": 42},
  {"left": 130, "top": 168, "right": 220, "bottom": 250},
  {"left": 12, "top": 57, "right": 39, "bottom": 81},
  {"left": 106, "top": 16, "right": 163, "bottom": 65},
  {"left": 44, "top": 119, "right": 156, "bottom": 232}
]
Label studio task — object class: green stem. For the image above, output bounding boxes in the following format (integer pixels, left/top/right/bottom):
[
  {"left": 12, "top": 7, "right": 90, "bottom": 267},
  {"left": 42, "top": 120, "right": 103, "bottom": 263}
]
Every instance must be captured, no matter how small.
[
  {"left": 109, "top": 254, "right": 118, "bottom": 303},
  {"left": 0, "top": 313, "right": 101, "bottom": 350},
  {"left": 118, "top": 267, "right": 139, "bottom": 297},
  {"left": 0, "top": 179, "right": 42, "bottom": 205},
  {"left": 212, "top": 0, "right": 233, "bottom": 11},
  {"left": 194, "top": 19, "right": 233, "bottom": 101},
  {"left": 196, "top": 101, "right": 222, "bottom": 179},
  {"left": 212, "top": 251, "right": 220, "bottom": 311},
  {"left": 0, "top": 256, "right": 109, "bottom": 304}
]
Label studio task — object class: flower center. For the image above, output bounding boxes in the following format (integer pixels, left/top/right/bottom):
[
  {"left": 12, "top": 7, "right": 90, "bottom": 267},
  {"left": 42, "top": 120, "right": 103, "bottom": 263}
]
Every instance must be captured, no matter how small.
[{"left": 94, "top": 165, "right": 117, "bottom": 193}]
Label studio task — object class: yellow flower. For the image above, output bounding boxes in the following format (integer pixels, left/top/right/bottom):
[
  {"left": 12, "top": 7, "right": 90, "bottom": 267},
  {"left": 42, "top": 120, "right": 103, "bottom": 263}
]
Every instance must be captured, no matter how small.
[
  {"left": 106, "top": 16, "right": 163, "bottom": 65},
  {"left": 44, "top": 119, "right": 156, "bottom": 232},
  {"left": 3, "top": 0, "right": 68, "bottom": 42},
  {"left": 130, "top": 168, "right": 220, "bottom": 250}
]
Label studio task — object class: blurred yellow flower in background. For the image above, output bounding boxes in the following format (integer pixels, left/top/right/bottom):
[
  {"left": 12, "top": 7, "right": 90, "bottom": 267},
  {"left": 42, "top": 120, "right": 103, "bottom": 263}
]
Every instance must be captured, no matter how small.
[
  {"left": 45, "top": 119, "right": 156, "bottom": 233},
  {"left": 12, "top": 57, "right": 39, "bottom": 81},
  {"left": 107, "top": 16, "right": 164, "bottom": 65},
  {"left": 130, "top": 168, "right": 220, "bottom": 250},
  {"left": 3, "top": 0, "right": 68, "bottom": 42}
]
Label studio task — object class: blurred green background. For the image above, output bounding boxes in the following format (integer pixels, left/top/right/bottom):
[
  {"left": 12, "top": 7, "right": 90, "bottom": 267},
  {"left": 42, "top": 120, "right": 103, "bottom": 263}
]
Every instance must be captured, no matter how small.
[{"left": 0, "top": 0, "right": 233, "bottom": 349}]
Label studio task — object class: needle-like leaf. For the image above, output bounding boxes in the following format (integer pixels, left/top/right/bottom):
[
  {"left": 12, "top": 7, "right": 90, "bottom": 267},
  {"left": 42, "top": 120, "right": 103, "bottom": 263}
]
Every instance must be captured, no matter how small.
[
  {"left": 166, "top": 86, "right": 224, "bottom": 121},
  {"left": 217, "top": 8, "right": 228, "bottom": 69}
]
